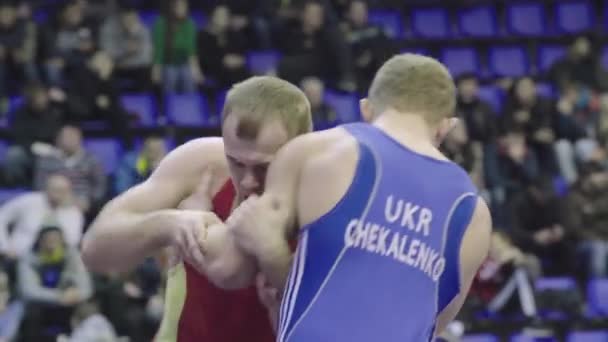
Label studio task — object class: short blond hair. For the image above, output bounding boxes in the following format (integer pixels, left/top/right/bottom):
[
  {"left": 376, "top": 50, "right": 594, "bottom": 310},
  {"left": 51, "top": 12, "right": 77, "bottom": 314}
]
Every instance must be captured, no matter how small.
[
  {"left": 222, "top": 76, "right": 312, "bottom": 140},
  {"left": 368, "top": 54, "right": 456, "bottom": 123}
]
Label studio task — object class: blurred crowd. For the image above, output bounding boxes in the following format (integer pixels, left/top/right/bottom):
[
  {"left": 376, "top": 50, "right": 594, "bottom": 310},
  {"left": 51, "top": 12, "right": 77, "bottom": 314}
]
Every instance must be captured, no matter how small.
[{"left": 0, "top": 0, "right": 604, "bottom": 340}]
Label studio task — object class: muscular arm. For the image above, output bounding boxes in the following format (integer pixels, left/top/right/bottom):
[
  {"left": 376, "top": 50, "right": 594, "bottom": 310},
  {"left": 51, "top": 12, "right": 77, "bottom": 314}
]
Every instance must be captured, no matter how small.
[
  {"left": 228, "top": 134, "right": 319, "bottom": 291},
  {"left": 434, "top": 197, "right": 492, "bottom": 336},
  {"left": 81, "top": 139, "right": 220, "bottom": 274}
]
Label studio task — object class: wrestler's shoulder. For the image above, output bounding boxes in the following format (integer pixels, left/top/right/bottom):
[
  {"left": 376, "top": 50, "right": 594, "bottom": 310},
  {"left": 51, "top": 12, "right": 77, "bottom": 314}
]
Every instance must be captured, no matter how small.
[{"left": 165, "top": 137, "right": 227, "bottom": 168}]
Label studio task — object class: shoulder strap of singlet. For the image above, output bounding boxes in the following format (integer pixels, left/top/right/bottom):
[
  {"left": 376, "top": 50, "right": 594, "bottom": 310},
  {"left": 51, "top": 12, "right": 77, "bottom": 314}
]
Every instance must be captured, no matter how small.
[{"left": 212, "top": 180, "right": 236, "bottom": 221}]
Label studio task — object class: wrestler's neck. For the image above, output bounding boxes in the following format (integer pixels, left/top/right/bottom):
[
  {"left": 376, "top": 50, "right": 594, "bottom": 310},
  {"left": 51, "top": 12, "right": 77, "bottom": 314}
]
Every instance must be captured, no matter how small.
[{"left": 372, "top": 110, "right": 444, "bottom": 157}]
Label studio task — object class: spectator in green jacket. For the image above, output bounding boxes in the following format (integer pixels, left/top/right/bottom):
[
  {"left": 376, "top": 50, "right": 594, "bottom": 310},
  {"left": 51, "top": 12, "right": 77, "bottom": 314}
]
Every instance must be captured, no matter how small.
[{"left": 151, "top": 0, "right": 203, "bottom": 93}]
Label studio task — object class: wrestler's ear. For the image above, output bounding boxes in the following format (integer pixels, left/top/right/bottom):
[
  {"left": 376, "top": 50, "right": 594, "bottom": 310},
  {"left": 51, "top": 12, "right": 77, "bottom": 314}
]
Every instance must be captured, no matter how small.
[{"left": 360, "top": 98, "right": 373, "bottom": 123}]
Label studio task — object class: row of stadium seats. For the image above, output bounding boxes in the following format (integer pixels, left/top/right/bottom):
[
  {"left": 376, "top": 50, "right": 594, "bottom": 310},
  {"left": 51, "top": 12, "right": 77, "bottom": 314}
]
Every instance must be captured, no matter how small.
[
  {"left": 30, "top": 1, "right": 601, "bottom": 39},
  {"left": 463, "top": 330, "right": 608, "bottom": 342},
  {"left": 0, "top": 90, "right": 363, "bottom": 130}
]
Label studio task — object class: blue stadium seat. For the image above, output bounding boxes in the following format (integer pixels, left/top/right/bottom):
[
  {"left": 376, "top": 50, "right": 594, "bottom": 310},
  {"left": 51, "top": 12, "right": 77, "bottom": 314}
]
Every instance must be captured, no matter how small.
[
  {"left": 191, "top": 11, "right": 207, "bottom": 29},
  {"left": 457, "top": 6, "right": 497, "bottom": 38},
  {"left": 247, "top": 51, "right": 281, "bottom": 75},
  {"left": 165, "top": 93, "right": 209, "bottom": 126},
  {"left": 0, "top": 140, "right": 8, "bottom": 161},
  {"left": 440, "top": 47, "right": 479, "bottom": 77},
  {"left": 410, "top": 8, "right": 450, "bottom": 39},
  {"left": 85, "top": 139, "right": 122, "bottom": 174},
  {"left": 506, "top": 3, "right": 546, "bottom": 36},
  {"left": 462, "top": 334, "right": 499, "bottom": 342},
  {"left": 120, "top": 93, "right": 156, "bottom": 127},
  {"left": 537, "top": 82, "right": 556, "bottom": 99},
  {"left": 601, "top": 46, "right": 608, "bottom": 69},
  {"left": 400, "top": 47, "right": 430, "bottom": 56},
  {"left": 587, "top": 279, "right": 608, "bottom": 316},
  {"left": 139, "top": 11, "right": 158, "bottom": 29},
  {"left": 0, "top": 189, "right": 27, "bottom": 205},
  {"left": 567, "top": 331, "right": 608, "bottom": 342},
  {"left": 538, "top": 45, "right": 567, "bottom": 73},
  {"left": 324, "top": 91, "right": 359, "bottom": 123},
  {"left": 555, "top": 1, "right": 594, "bottom": 34},
  {"left": 488, "top": 46, "right": 529, "bottom": 77},
  {"left": 478, "top": 86, "right": 504, "bottom": 113},
  {"left": 511, "top": 334, "right": 557, "bottom": 342},
  {"left": 368, "top": 10, "right": 403, "bottom": 38},
  {"left": 535, "top": 277, "right": 577, "bottom": 291}
]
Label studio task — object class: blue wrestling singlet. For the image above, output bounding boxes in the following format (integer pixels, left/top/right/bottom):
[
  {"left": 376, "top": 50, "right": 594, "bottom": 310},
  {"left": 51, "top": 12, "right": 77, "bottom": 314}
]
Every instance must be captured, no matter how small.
[{"left": 277, "top": 123, "right": 478, "bottom": 342}]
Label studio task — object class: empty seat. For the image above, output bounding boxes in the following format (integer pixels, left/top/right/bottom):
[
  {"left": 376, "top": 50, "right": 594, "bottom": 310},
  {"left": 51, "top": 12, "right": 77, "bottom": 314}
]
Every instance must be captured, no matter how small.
[
  {"left": 166, "top": 93, "right": 209, "bottom": 126},
  {"left": 602, "top": 46, "right": 608, "bottom": 69},
  {"left": 555, "top": 1, "right": 593, "bottom": 34},
  {"left": 462, "top": 334, "right": 499, "bottom": 342},
  {"left": 440, "top": 47, "right": 479, "bottom": 77},
  {"left": 488, "top": 46, "right": 529, "bottom": 77},
  {"left": 478, "top": 86, "right": 504, "bottom": 113},
  {"left": 120, "top": 93, "right": 156, "bottom": 126},
  {"left": 191, "top": 11, "right": 207, "bottom": 29},
  {"left": 535, "top": 277, "right": 577, "bottom": 291},
  {"left": 139, "top": 11, "right": 158, "bottom": 29},
  {"left": 538, "top": 45, "right": 567, "bottom": 73},
  {"left": 587, "top": 279, "right": 608, "bottom": 316},
  {"left": 400, "top": 47, "right": 430, "bottom": 56},
  {"left": 567, "top": 331, "right": 608, "bottom": 342},
  {"left": 0, "top": 189, "right": 27, "bottom": 205},
  {"left": 0, "top": 140, "right": 8, "bottom": 161},
  {"left": 247, "top": 51, "right": 281, "bottom": 75},
  {"left": 537, "top": 82, "right": 556, "bottom": 98},
  {"left": 458, "top": 6, "right": 497, "bottom": 37},
  {"left": 85, "top": 139, "right": 122, "bottom": 174},
  {"left": 324, "top": 91, "right": 358, "bottom": 123},
  {"left": 511, "top": 334, "right": 557, "bottom": 342},
  {"left": 506, "top": 3, "right": 546, "bottom": 36},
  {"left": 368, "top": 10, "right": 403, "bottom": 38},
  {"left": 410, "top": 8, "right": 450, "bottom": 39}
]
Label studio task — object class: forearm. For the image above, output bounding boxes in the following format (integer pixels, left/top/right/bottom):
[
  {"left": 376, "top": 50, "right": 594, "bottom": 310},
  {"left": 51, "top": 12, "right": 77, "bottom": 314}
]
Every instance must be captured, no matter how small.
[
  {"left": 202, "top": 223, "right": 256, "bottom": 289},
  {"left": 82, "top": 209, "right": 177, "bottom": 274}
]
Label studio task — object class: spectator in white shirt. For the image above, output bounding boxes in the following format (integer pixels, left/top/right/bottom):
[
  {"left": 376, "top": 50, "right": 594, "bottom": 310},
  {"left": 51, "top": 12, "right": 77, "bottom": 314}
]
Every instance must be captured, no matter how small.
[{"left": 0, "top": 174, "right": 84, "bottom": 259}]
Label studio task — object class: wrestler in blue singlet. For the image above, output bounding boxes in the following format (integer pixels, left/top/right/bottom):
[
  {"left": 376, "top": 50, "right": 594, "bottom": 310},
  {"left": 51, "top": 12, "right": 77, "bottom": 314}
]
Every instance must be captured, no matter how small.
[{"left": 277, "top": 122, "right": 478, "bottom": 342}]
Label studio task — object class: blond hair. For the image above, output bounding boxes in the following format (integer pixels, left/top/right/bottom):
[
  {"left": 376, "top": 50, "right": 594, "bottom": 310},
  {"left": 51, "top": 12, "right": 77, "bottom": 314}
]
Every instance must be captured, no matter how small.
[
  {"left": 368, "top": 54, "right": 456, "bottom": 124},
  {"left": 222, "top": 76, "right": 312, "bottom": 140}
]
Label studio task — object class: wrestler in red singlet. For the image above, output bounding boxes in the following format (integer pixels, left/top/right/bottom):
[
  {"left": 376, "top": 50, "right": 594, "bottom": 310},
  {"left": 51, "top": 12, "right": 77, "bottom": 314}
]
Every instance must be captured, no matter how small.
[{"left": 176, "top": 180, "right": 276, "bottom": 342}]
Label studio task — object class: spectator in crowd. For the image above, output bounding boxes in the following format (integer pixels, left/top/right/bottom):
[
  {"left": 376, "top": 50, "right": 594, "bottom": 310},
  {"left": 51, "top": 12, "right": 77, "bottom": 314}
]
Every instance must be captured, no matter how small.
[
  {"left": 550, "top": 36, "right": 608, "bottom": 93},
  {"left": 93, "top": 258, "right": 163, "bottom": 341},
  {"left": 564, "top": 162, "right": 608, "bottom": 278},
  {"left": 33, "top": 125, "right": 106, "bottom": 214},
  {"left": 42, "top": 0, "right": 97, "bottom": 88},
  {"left": 0, "top": 0, "right": 37, "bottom": 111},
  {"left": 553, "top": 83, "right": 599, "bottom": 183},
  {"left": 114, "top": 136, "right": 167, "bottom": 195},
  {"left": 99, "top": 3, "right": 152, "bottom": 91},
  {"left": 63, "top": 52, "right": 133, "bottom": 144},
  {"left": 442, "top": 121, "right": 484, "bottom": 191},
  {"left": 57, "top": 301, "right": 120, "bottom": 342},
  {"left": 455, "top": 74, "right": 503, "bottom": 212},
  {"left": 0, "top": 270, "right": 24, "bottom": 342},
  {"left": 300, "top": 77, "right": 337, "bottom": 128},
  {"left": 223, "top": 0, "right": 272, "bottom": 49},
  {"left": 198, "top": 5, "right": 251, "bottom": 89},
  {"left": 340, "top": 0, "right": 390, "bottom": 94},
  {"left": 458, "top": 232, "right": 539, "bottom": 325},
  {"left": 151, "top": 0, "right": 202, "bottom": 93},
  {"left": 18, "top": 226, "right": 92, "bottom": 342},
  {"left": 502, "top": 77, "right": 558, "bottom": 176},
  {"left": 4, "top": 83, "right": 64, "bottom": 187},
  {"left": 509, "top": 178, "right": 576, "bottom": 276},
  {"left": 0, "top": 174, "right": 83, "bottom": 260},
  {"left": 497, "top": 131, "right": 540, "bottom": 202},
  {"left": 277, "top": 0, "right": 354, "bottom": 91}
]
